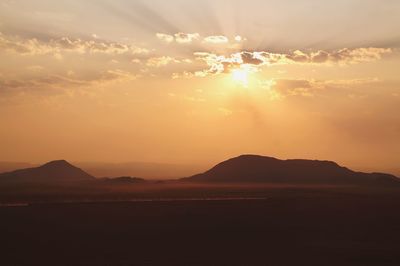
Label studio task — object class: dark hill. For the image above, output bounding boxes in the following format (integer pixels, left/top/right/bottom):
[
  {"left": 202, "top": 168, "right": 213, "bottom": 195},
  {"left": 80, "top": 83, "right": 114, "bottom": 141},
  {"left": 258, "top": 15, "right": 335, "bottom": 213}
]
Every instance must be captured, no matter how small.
[
  {"left": 182, "top": 155, "right": 399, "bottom": 185},
  {"left": 100, "top": 176, "right": 146, "bottom": 184},
  {"left": 0, "top": 160, "right": 94, "bottom": 183}
]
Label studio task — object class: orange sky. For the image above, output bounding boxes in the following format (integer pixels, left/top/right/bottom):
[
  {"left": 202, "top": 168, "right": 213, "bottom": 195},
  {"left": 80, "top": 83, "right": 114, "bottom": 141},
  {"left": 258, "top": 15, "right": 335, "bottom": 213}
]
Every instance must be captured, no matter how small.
[{"left": 0, "top": 0, "right": 399, "bottom": 175}]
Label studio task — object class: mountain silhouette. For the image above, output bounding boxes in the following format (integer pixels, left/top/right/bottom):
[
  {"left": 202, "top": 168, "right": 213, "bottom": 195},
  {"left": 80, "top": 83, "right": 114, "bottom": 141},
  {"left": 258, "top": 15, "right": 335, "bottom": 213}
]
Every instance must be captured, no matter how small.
[
  {"left": 100, "top": 176, "right": 146, "bottom": 184},
  {"left": 0, "top": 160, "right": 94, "bottom": 183},
  {"left": 182, "top": 155, "right": 399, "bottom": 185}
]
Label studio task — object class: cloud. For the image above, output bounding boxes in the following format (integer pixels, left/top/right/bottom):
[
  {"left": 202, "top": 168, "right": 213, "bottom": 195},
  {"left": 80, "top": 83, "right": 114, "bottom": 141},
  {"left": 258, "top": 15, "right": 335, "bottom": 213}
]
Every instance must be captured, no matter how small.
[
  {"left": 262, "top": 48, "right": 391, "bottom": 65},
  {"left": 174, "top": 33, "right": 200, "bottom": 44},
  {"left": 98, "top": 69, "right": 139, "bottom": 83},
  {"left": 0, "top": 33, "right": 149, "bottom": 56},
  {"left": 321, "top": 78, "right": 380, "bottom": 88},
  {"left": 146, "top": 56, "right": 180, "bottom": 67},
  {"left": 327, "top": 48, "right": 392, "bottom": 64},
  {"left": 193, "top": 52, "right": 242, "bottom": 75},
  {"left": 271, "top": 79, "right": 314, "bottom": 97},
  {"left": 0, "top": 33, "right": 53, "bottom": 56},
  {"left": 191, "top": 51, "right": 269, "bottom": 76},
  {"left": 262, "top": 78, "right": 382, "bottom": 100},
  {"left": 54, "top": 37, "right": 148, "bottom": 55},
  {"left": 309, "top": 50, "right": 330, "bottom": 63},
  {"left": 203, "top": 35, "right": 229, "bottom": 44},
  {"left": 0, "top": 75, "right": 87, "bottom": 92},
  {"left": 240, "top": 52, "right": 265, "bottom": 65},
  {"left": 234, "top": 36, "right": 246, "bottom": 42},
  {"left": 0, "top": 69, "right": 139, "bottom": 93},
  {"left": 180, "top": 48, "right": 392, "bottom": 78},
  {"left": 156, "top": 33, "right": 174, "bottom": 43},
  {"left": 283, "top": 48, "right": 392, "bottom": 64},
  {"left": 131, "top": 58, "right": 141, "bottom": 64},
  {"left": 156, "top": 32, "right": 245, "bottom": 47},
  {"left": 155, "top": 32, "right": 201, "bottom": 44},
  {"left": 171, "top": 71, "right": 207, "bottom": 79}
]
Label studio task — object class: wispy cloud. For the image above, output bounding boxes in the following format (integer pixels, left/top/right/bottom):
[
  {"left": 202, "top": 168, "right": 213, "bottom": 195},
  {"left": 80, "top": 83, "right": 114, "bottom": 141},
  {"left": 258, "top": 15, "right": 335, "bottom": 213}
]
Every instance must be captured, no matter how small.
[
  {"left": 156, "top": 32, "right": 245, "bottom": 48},
  {"left": 146, "top": 56, "right": 180, "bottom": 67},
  {"left": 156, "top": 33, "right": 174, "bottom": 43},
  {"left": 0, "top": 69, "right": 139, "bottom": 94},
  {"left": 203, "top": 35, "right": 229, "bottom": 44},
  {"left": 0, "top": 33, "right": 149, "bottom": 57},
  {"left": 156, "top": 32, "right": 201, "bottom": 44},
  {"left": 178, "top": 48, "right": 392, "bottom": 78},
  {"left": 174, "top": 33, "right": 200, "bottom": 44},
  {"left": 261, "top": 78, "right": 382, "bottom": 100}
]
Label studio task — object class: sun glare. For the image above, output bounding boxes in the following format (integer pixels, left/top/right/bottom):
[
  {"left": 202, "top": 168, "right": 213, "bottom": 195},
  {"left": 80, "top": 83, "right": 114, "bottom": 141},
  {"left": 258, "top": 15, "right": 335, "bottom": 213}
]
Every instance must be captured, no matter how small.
[{"left": 231, "top": 68, "right": 250, "bottom": 87}]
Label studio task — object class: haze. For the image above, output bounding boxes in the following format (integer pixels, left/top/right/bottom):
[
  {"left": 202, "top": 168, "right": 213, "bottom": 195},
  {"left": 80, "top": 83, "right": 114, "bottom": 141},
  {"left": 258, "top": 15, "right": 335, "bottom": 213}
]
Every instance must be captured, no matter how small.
[{"left": 0, "top": 0, "right": 399, "bottom": 175}]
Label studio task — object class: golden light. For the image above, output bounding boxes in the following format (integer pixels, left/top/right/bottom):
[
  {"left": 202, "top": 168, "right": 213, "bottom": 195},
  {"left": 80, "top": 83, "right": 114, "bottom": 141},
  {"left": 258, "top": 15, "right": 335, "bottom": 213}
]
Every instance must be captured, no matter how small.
[
  {"left": 234, "top": 35, "right": 243, "bottom": 42},
  {"left": 231, "top": 68, "right": 250, "bottom": 87}
]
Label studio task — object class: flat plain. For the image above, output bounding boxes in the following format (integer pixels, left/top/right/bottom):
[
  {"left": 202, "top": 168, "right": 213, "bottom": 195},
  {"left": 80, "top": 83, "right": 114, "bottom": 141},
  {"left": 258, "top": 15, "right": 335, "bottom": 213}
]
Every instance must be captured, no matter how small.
[{"left": 1, "top": 185, "right": 400, "bottom": 266}]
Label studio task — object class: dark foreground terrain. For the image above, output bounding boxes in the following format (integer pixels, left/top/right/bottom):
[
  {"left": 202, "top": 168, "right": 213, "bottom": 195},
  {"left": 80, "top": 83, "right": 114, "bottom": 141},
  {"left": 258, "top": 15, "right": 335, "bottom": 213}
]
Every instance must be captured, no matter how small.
[{"left": 1, "top": 186, "right": 400, "bottom": 266}]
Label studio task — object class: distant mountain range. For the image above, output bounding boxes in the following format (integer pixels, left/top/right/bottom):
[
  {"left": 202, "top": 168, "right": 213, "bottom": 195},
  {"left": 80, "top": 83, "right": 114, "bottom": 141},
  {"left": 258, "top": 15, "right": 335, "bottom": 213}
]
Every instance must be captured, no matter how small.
[
  {"left": 182, "top": 155, "right": 399, "bottom": 185},
  {"left": 100, "top": 176, "right": 146, "bottom": 184},
  {"left": 0, "top": 160, "right": 148, "bottom": 185},
  {"left": 76, "top": 161, "right": 204, "bottom": 179},
  {"left": 0, "top": 155, "right": 398, "bottom": 186},
  {"left": 0, "top": 161, "right": 205, "bottom": 180},
  {"left": 0, "top": 160, "right": 94, "bottom": 183}
]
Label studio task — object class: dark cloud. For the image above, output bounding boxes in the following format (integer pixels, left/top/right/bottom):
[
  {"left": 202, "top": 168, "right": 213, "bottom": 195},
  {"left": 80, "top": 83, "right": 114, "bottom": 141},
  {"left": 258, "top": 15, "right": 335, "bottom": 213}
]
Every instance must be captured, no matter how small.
[
  {"left": 240, "top": 52, "right": 264, "bottom": 65},
  {"left": 190, "top": 48, "right": 392, "bottom": 77}
]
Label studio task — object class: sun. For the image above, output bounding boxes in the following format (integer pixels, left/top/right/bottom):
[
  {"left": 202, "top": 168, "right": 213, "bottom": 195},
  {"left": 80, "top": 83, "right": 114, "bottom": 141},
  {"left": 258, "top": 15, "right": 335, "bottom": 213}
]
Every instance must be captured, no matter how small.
[{"left": 231, "top": 68, "right": 250, "bottom": 87}]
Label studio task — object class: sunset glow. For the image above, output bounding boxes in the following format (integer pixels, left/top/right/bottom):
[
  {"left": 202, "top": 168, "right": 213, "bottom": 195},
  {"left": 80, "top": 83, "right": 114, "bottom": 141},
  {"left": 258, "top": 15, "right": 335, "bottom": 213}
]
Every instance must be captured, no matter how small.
[
  {"left": 0, "top": 0, "right": 399, "bottom": 176},
  {"left": 231, "top": 68, "right": 250, "bottom": 87},
  {"left": 2, "top": 3, "right": 400, "bottom": 265}
]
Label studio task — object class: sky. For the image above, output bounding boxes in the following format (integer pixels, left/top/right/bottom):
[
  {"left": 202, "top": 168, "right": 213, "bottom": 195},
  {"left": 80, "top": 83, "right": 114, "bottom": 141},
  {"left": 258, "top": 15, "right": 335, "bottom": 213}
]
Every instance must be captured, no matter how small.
[{"left": 0, "top": 0, "right": 399, "bottom": 174}]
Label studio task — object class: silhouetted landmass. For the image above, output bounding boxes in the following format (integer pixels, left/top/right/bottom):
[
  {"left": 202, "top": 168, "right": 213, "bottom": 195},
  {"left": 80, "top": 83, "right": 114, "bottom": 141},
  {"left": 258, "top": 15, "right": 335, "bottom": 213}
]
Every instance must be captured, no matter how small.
[
  {"left": 0, "top": 161, "right": 34, "bottom": 173},
  {"left": 1, "top": 156, "right": 398, "bottom": 187},
  {"left": 0, "top": 160, "right": 94, "bottom": 183},
  {"left": 77, "top": 161, "right": 205, "bottom": 179},
  {"left": 100, "top": 176, "right": 146, "bottom": 184},
  {"left": 1, "top": 157, "right": 400, "bottom": 265},
  {"left": 183, "top": 155, "right": 399, "bottom": 185}
]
